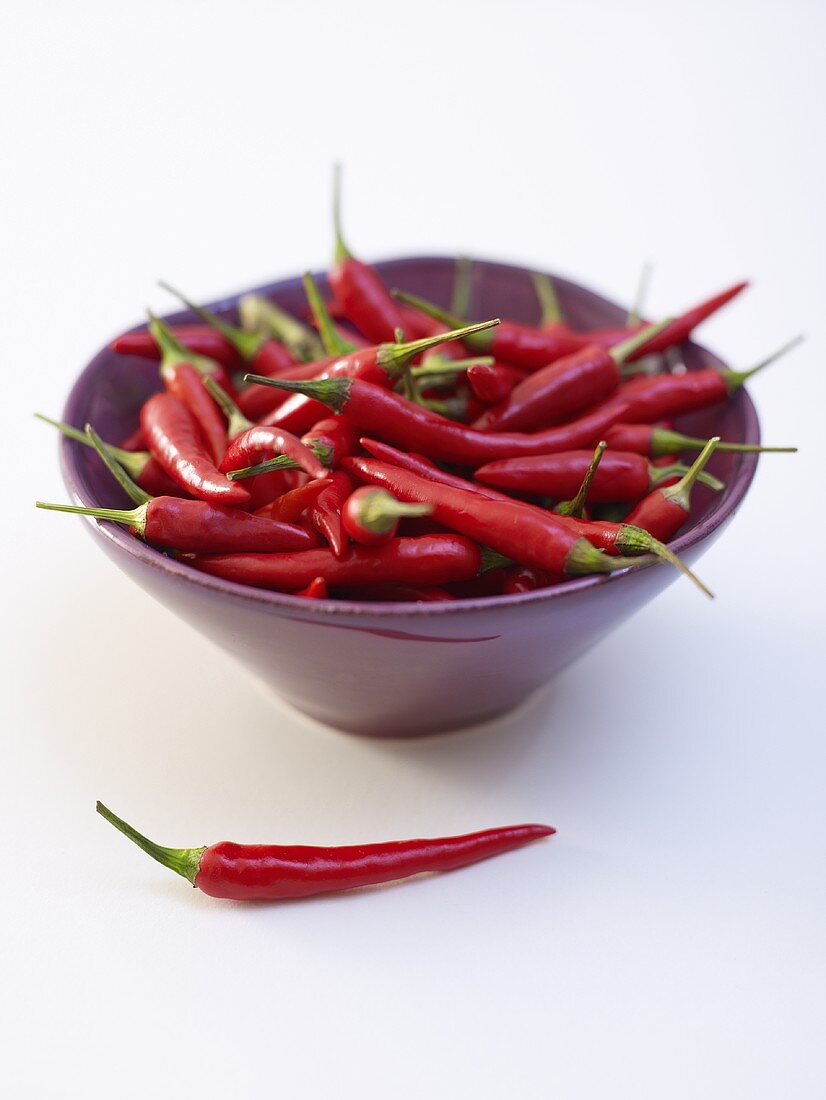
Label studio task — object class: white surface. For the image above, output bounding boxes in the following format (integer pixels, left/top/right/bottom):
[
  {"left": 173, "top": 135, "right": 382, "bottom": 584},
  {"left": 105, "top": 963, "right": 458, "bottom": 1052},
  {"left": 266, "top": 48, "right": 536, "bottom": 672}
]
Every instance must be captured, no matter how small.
[{"left": 2, "top": 1, "right": 824, "bottom": 1096}]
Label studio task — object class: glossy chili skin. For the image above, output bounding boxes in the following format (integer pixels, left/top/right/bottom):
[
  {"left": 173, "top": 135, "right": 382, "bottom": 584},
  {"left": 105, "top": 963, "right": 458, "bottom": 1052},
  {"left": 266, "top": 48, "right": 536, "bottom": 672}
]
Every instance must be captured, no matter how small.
[
  {"left": 309, "top": 470, "right": 354, "bottom": 558},
  {"left": 142, "top": 497, "right": 317, "bottom": 552},
  {"left": 220, "top": 425, "right": 328, "bottom": 480},
  {"left": 622, "top": 281, "right": 748, "bottom": 359},
  {"left": 295, "top": 576, "right": 329, "bottom": 599},
  {"left": 303, "top": 416, "right": 359, "bottom": 468},
  {"left": 255, "top": 478, "right": 332, "bottom": 523},
  {"left": 502, "top": 565, "right": 554, "bottom": 594},
  {"left": 606, "top": 370, "right": 729, "bottom": 422},
  {"left": 237, "top": 359, "right": 334, "bottom": 420},
  {"left": 474, "top": 450, "right": 656, "bottom": 503},
  {"left": 466, "top": 361, "right": 527, "bottom": 404},
  {"left": 477, "top": 319, "right": 585, "bottom": 371},
  {"left": 605, "top": 423, "right": 663, "bottom": 455},
  {"left": 132, "top": 454, "right": 193, "bottom": 498},
  {"left": 163, "top": 360, "right": 228, "bottom": 465},
  {"left": 329, "top": 256, "right": 411, "bottom": 344},
  {"left": 624, "top": 490, "right": 691, "bottom": 542},
  {"left": 141, "top": 394, "right": 250, "bottom": 505},
  {"left": 474, "top": 345, "right": 622, "bottom": 432},
  {"left": 307, "top": 378, "right": 628, "bottom": 466},
  {"left": 194, "top": 823, "right": 553, "bottom": 899},
  {"left": 112, "top": 324, "right": 242, "bottom": 369},
  {"left": 191, "top": 534, "right": 484, "bottom": 592},
  {"left": 344, "top": 457, "right": 601, "bottom": 575}
]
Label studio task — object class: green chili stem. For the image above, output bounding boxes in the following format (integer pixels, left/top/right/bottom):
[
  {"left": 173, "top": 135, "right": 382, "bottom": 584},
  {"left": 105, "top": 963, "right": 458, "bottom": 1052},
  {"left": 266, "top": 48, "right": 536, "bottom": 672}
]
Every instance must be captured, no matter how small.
[
  {"left": 661, "top": 437, "right": 720, "bottom": 511},
  {"left": 36, "top": 500, "right": 148, "bottom": 539},
  {"left": 723, "top": 334, "right": 804, "bottom": 392},
  {"left": 303, "top": 272, "right": 356, "bottom": 357},
  {"left": 555, "top": 441, "right": 607, "bottom": 518},
  {"left": 203, "top": 376, "right": 252, "bottom": 439},
  {"left": 627, "top": 261, "right": 653, "bottom": 327},
  {"left": 650, "top": 427, "right": 797, "bottom": 456},
  {"left": 85, "top": 425, "right": 151, "bottom": 506},
  {"left": 237, "top": 294, "right": 323, "bottom": 363},
  {"left": 158, "top": 282, "right": 263, "bottom": 361},
  {"left": 332, "top": 163, "right": 350, "bottom": 262},
  {"left": 96, "top": 802, "right": 205, "bottom": 886},
  {"left": 531, "top": 271, "right": 562, "bottom": 325},
  {"left": 146, "top": 309, "right": 218, "bottom": 377},
  {"left": 35, "top": 414, "right": 150, "bottom": 481},
  {"left": 611, "top": 317, "right": 674, "bottom": 367},
  {"left": 451, "top": 256, "right": 474, "bottom": 317}
]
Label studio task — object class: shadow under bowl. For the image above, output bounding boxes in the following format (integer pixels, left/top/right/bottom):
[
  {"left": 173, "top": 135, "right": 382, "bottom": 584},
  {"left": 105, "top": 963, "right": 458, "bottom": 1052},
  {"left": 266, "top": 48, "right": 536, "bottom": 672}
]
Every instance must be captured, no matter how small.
[{"left": 60, "top": 256, "right": 759, "bottom": 736}]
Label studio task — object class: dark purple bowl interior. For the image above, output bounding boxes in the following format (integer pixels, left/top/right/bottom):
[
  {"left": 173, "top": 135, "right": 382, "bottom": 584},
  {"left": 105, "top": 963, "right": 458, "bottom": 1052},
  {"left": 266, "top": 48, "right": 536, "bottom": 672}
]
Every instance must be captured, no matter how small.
[{"left": 60, "top": 255, "right": 759, "bottom": 619}]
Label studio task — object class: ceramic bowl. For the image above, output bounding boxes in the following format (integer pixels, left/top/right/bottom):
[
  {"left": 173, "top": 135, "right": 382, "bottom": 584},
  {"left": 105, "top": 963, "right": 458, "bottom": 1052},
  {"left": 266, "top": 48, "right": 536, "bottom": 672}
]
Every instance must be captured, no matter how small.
[{"left": 60, "top": 257, "right": 759, "bottom": 736}]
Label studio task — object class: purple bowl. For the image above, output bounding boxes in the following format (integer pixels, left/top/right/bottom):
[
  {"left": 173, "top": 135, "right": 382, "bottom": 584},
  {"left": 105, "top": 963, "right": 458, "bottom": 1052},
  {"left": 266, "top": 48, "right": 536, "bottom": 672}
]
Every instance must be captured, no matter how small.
[{"left": 60, "top": 257, "right": 759, "bottom": 736}]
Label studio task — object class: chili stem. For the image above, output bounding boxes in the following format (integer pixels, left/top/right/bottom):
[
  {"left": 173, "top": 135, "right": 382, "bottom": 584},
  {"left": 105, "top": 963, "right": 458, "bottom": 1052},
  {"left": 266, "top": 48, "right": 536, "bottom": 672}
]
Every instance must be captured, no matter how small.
[
  {"left": 724, "top": 334, "right": 804, "bottom": 391},
  {"left": 627, "top": 261, "right": 653, "bottom": 327},
  {"left": 85, "top": 425, "right": 151, "bottom": 506},
  {"left": 158, "top": 282, "right": 262, "bottom": 361},
  {"left": 611, "top": 317, "right": 673, "bottom": 366},
  {"left": 96, "top": 801, "right": 205, "bottom": 885},
  {"left": 203, "top": 376, "right": 252, "bottom": 439},
  {"left": 651, "top": 427, "right": 797, "bottom": 456},
  {"left": 35, "top": 413, "right": 149, "bottom": 481},
  {"left": 333, "top": 162, "right": 350, "bottom": 262},
  {"left": 36, "top": 500, "right": 149, "bottom": 538},
  {"left": 451, "top": 256, "right": 474, "bottom": 317},
  {"left": 237, "top": 294, "right": 323, "bottom": 362},
  {"left": 146, "top": 309, "right": 217, "bottom": 376},
  {"left": 303, "top": 272, "right": 356, "bottom": 357},
  {"left": 554, "top": 441, "right": 607, "bottom": 517},
  {"left": 661, "top": 437, "right": 720, "bottom": 511},
  {"left": 531, "top": 271, "right": 562, "bottom": 325}
]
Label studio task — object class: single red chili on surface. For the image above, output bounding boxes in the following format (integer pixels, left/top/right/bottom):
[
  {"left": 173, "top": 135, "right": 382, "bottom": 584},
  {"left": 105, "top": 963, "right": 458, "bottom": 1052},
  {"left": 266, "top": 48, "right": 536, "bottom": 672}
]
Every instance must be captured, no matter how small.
[
  {"left": 248, "top": 375, "right": 630, "bottom": 466},
  {"left": 191, "top": 533, "right": 487, "bottom": 591},
  {"left": 148, "top": 312, "right": 230, "bottom": 464},
  {"left": 96, "top": 801, "right": 554, "bottom": 901},
  {"left": 625, "top": 438, "right": 721, "bottom": 541},
  {"left": 35, "top": 414, "right": 188, "bottom": 499},
  {"left": 111, "top": 323, "right": 243, "bottom": 369},
  {"left": 141, "top": 392, "right": 250, "bottom": 506},
  {"left": 309, "top": 470, "right": 354, "bottom": 558},
  {"left": 342, "top": 486, "right": 433, "bottom": 547},
  {"left": 604, "top": 422, "right": 796, "bottom": 457},
  {"left": 474, "top": 448, "right": 723, "bottom": 503},
  {"left": 254, "top": 478, "right": 333, "bottom": 523}
]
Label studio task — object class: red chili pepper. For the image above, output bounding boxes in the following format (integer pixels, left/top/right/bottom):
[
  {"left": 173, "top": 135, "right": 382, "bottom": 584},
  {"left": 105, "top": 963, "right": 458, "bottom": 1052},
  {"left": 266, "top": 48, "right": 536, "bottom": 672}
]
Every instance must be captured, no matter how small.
[
  {"left": 220, "top": 425, "right": 328, "bottom": 481},
  {"left": 96, "top": 801, "right": 554, "bottom": 901},
  {"left": 254, "top": 478, "right": 333, "bottom": 523},
  {"left": 35, "top": 414, "right": 189, "bottom": 499},
  {"left": 344, "top": 455, "right": 711, "bottom": 596},
  {"left": 252, "top": 317, "right": 500, "bottom": 437},
  {"left": 466, "top": 360, "right": 528, "bottom": 404},
  {"left": 474, "top": 449, "right": 722, "bottom": 503},
  {"left": 604, "top": 336, "right": 801, "bottom": 423},
  {"left": 251, "top": 375, "right": 630, "bottom": 466},
  {"left": 625, "top": 438, "right": 720, "bottom": 541},
  {"left": 148, "top": 312, "right": 231, "bottom": 463},
  {"left": 295, "top": 576, "right": 329, "bottom": 599},
  {"left": 37, "top": 494, "right": 317, "bottom": 553},
  {"left": 394, "top": 280, "right": 749, "bottom": 370},
  {"left": 326, "top": 167, "right": 426, "bottom": 344},
  {"left": 472, "top": 320, "right": 669, "bottom": 433},
  {"left": 141, "top": 393, "right": 250, "bottom": 506},
  {"left": 343, "top": 457, "right": 641, "bottom": 579},
  {"left": 238, "top": 359, "right": 334, "bottom": 420},
  {"left": 112, "top": 324, "right": 242, "bottom": 369},
  {"left": 342, "top": 486, "right": 433, "bottom": 547},
  {"left": 604, "top": 422, "right": 796, "bottom": 457},
  {"left": 309, "top": 470, "right": 354, "bottom": 558},
  {"left": 191, "top": 533, "right": 486, "bottom": 591}
]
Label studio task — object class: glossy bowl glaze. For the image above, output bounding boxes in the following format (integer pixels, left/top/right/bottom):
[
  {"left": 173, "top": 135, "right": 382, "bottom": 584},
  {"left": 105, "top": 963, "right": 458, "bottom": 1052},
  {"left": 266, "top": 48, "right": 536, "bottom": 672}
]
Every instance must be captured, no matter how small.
[{"left": 60, "top": 257, "right": 759, "bottom": 735}]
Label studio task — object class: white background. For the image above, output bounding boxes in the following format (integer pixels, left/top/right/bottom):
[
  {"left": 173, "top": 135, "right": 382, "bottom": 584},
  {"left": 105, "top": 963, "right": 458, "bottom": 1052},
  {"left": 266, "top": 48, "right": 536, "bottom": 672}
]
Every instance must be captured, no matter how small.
[{"left": 2, "top": 2, "right": 824, "bottom": 1096}]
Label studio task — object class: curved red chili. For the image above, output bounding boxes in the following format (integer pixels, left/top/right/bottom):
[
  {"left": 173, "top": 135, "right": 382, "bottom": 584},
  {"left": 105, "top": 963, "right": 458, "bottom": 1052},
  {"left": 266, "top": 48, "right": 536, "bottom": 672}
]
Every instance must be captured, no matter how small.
[
  {"left": 191, "top": 533, "right": 486, "bottom": 591},
  {"left": 295, "top": 575, "right": 329, "bottom": 599},
  {"left": 96, "top": 801, "right": 554, "bottom": 901},
  {"left": 220, "top": 425, "right": 328, "bottom": 481},
  {"left": 309, "top": 470, "right": 354, "bottom": 558},
  {"left": 249, "top": 375, "right": 630, "bottom": 466},
  {"left": 342, "top": 486, "right": 433, "bottom": 547},
  {"left": 141, "top": 393, "right": 250, "bottom": 505}
]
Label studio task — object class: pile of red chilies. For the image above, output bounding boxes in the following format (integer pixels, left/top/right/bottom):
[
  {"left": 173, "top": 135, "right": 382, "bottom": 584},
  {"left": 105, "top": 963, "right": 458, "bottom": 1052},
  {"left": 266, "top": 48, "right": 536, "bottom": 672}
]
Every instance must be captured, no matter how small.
[{"left": 38, "top": 185, "right": 799, "bottom": 604}]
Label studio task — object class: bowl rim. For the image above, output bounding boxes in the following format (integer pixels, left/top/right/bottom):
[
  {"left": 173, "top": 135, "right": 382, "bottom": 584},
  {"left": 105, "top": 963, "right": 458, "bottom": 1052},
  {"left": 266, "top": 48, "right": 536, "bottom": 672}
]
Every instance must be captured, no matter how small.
[{"left": 60, "top": 254, "right": 760, "bottom": 618}]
